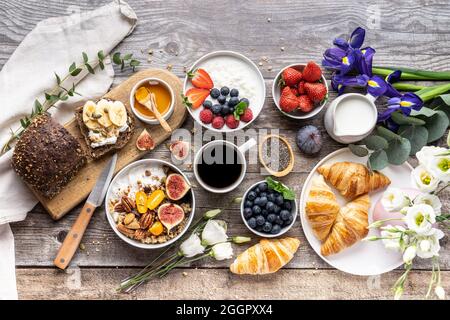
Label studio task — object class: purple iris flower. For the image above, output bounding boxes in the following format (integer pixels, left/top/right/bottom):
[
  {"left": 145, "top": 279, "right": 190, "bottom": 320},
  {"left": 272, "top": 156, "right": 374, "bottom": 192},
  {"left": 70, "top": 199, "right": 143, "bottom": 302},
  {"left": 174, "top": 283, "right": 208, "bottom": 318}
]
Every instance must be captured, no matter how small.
[
  {"left": 322, "top": 48, "right": 356, "bottom": 75},
  {"left": 377, "top": 92, "right": 423, "bottom": 122},
  {"left": 383, "top": 70, "right": 402, "bottom": 98},
  {"left": 357, "top": 47, "right": 376, "bottom": 76},
  {"left": 366, "top": 76, "right": 387, "bottom": 97},
  {"left": 331, "top": 73, "right": 369, "bottom": 94},
  {"left": 333, "top": 27, "right": 366, "bottom": 50}
]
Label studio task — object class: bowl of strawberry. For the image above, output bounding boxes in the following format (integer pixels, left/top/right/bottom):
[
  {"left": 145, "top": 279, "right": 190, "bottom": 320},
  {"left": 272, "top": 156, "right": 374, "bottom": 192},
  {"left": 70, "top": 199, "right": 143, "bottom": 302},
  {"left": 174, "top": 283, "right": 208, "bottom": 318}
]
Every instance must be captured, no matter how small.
[{"left": 272, "top": 61, "right": 328, "bottom": 119}]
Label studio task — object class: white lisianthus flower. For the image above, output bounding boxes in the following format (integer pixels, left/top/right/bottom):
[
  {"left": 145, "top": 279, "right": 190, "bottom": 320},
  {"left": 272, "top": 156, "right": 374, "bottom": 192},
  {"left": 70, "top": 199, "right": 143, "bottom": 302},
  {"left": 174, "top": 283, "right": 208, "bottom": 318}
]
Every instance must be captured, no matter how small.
[
  {"left": 381, "top": 188, "right": 410, "bottom": 212},
  {"left": 428, "top": 155, "right": 450, "bottom": 183},
  {"left": 210, "top": 242, "right": 233, "bottom": 260},
  {"left": 416, "top": 146, "right": 447, "bottom": 169},
  {"left": 413, "top": 193, "right": 442, "bottom": 216},
  {"left": 405, "top": 204, "right": 436, "bottom": 234},
  {"left": 180, "top": 234, "right": 205, "bottom": 258},
  {"left": 380, "top": 225, "right": 408, "bottom": 251},
  {"left": 402, "top": 245, "right": 416, "bottom": 264},
  {"left": 411, "top": 165, "right": 440, "bottom": 192},
  {"left": 201, "top": 220, "right": 228, "bottom": 246},
  {"left": 416, "top": 228, "right": 444, "bottom": 259},
  {"left": 435, "top": 286, "right": 446, "bottom": 300}
]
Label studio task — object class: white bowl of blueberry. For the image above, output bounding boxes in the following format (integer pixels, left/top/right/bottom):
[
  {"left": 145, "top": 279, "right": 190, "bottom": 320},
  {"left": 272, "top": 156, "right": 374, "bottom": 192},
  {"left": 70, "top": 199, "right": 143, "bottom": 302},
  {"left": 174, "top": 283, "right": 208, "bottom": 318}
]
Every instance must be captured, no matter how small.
[{"left": 241, "top": 178, "right": 297, "bottom": 237}]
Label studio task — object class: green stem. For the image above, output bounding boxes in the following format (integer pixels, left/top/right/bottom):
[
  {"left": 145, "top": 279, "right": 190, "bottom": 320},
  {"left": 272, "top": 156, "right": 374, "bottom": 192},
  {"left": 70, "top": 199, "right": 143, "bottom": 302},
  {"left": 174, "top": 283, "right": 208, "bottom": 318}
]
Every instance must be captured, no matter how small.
[
  {"left": 373, "top": 66, "right": 450, "bottom": 81},
  {"left": 416, "top": 83, "right": 450, "bottom": 102},
  {"left": 392, "top": 83, "right": 426, "bottom": 91}
]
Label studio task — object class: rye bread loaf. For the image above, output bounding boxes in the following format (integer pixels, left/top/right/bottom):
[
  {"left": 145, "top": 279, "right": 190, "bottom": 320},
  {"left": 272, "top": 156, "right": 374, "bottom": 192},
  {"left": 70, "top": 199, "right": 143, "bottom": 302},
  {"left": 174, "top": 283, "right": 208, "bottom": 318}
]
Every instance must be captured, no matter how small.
[
  {"left": 74, "top": 102, "right": 135, "bottom": 159},
  {"left": 12, "top": 114, "right": 87, "bottom": 199}
]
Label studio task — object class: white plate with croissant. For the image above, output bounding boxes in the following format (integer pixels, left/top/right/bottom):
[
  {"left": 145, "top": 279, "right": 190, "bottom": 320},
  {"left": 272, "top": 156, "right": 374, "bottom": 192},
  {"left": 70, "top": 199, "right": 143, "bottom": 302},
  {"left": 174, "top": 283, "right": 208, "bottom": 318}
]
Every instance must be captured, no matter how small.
[{"left": 300, "top": 148, "right": 413, "bottom": 276}]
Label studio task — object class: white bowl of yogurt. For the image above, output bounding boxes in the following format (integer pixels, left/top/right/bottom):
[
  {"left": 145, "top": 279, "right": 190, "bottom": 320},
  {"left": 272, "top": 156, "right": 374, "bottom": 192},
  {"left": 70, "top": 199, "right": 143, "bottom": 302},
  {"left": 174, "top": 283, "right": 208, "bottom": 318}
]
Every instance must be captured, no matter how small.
[{"left": 183, "top": 51, "right": 266, "bottom": 132}]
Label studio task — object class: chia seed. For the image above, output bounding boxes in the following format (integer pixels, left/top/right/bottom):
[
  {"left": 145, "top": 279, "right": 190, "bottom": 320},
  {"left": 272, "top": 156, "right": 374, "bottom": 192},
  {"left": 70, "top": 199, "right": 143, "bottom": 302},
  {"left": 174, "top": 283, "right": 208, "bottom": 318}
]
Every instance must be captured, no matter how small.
[{"left": 261, "top": 137, "right": 291, "bottom": 172}]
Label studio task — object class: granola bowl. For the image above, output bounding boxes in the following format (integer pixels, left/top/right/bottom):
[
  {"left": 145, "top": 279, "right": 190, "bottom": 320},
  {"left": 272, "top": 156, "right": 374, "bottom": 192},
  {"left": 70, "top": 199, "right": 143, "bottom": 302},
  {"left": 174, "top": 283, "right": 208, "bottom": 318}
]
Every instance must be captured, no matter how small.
[{"left": 105, "top": 159, "right": 195, "bottom": 249}]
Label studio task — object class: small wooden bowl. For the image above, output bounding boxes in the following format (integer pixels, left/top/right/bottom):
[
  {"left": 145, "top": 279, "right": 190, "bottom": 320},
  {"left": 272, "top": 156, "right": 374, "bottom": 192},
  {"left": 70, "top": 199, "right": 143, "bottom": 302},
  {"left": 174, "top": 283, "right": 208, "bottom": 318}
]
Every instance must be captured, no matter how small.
[{"left": 258, "top": 134, "right": 294, "bottom": 177}]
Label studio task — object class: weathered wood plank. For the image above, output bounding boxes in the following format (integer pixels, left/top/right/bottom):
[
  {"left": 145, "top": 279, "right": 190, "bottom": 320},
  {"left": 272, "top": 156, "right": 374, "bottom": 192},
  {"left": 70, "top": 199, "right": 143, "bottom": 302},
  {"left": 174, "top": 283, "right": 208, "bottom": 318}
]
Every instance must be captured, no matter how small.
[{"left": 16, "top": 268, "right": 449, "bottom": 300}]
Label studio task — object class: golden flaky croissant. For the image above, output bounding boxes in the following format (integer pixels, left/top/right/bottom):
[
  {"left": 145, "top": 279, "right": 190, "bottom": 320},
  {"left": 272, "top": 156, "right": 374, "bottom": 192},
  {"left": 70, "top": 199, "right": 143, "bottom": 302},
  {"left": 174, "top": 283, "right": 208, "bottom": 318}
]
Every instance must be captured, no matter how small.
[
  {"left": 305, "top": 175, "right": 340, "bottom": 241},
  {"left": 230, "top": 237, "right": 300, "bottom": 275},
  {"left": 317, "top": 161, "right": 390, "bottom": 199},
  {"left": 321, "top": 194, "right": 370, "bottom": 256}
]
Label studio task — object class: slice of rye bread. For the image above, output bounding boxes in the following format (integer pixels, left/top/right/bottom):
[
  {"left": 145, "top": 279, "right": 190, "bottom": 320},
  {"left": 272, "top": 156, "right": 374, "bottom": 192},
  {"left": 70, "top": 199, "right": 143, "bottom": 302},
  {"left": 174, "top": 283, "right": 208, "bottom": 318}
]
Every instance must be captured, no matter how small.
[
  {"left": 74, "top": 102, "right": 135, "bottom": 159},
  {"left": 12, "top": 114, "right": 87, "bottom": 199}
]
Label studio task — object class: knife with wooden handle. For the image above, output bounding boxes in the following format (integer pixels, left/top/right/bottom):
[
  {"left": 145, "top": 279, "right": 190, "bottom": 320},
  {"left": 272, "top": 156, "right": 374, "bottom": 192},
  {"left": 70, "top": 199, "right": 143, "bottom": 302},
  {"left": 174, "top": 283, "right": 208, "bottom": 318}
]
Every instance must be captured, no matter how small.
[{"left": 54, "top": 153, "right": 118, "bottom": 270}]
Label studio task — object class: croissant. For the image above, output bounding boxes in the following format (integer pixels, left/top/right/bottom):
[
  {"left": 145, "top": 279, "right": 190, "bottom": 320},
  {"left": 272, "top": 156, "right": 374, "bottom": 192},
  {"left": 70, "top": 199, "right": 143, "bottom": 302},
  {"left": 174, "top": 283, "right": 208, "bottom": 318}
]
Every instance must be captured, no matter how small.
[
  {"left": 317, "top": 161, "right": 390, "bottom": 199},
  {"left": 321, "top": 194, "right": 370, "bottom": 256},
  {"left": 305, "top": 175, "right": 340, "bottom": 241},
  {"left": 230, "top": 237, "right": 300, "bottom": 275}
]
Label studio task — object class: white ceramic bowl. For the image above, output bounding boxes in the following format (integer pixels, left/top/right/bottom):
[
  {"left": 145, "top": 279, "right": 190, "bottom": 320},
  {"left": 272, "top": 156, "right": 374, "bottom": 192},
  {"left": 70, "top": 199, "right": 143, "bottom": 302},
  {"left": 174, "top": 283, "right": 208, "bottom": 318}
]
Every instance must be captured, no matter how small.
[
  {"left": 129, "top": 77, "right": 175, "bottom": 125},
  {"left": 272, "top": 63, "right": 328, "bottom": 119},
  {"left": 105, "top": 159, "right": 195, "bottom": 249},
  {"left": 183, "top": 50, "right": 266, "bottom": 132},
  {"left": 240, "top": 180, "right": 298, "bottom": 238}
]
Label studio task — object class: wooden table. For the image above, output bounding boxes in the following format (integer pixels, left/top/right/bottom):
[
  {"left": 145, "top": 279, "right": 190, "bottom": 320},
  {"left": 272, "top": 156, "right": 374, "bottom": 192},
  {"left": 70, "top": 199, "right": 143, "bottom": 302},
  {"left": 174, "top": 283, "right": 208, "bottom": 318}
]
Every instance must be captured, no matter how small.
[{"left": 3, "top": 0, "right": 449, "bottom": 300}]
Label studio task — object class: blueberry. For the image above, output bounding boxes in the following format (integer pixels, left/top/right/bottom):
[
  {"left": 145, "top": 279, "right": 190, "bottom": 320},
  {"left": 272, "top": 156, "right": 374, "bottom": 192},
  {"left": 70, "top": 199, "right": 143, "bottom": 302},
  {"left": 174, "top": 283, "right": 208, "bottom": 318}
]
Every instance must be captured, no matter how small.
[
  {"left": 258, "top": 182, "right": 268, "bottom": 192},
  {"left": 254, "top": 187, "right": 261, "bottom": 194},
  {"left": 283, "top": 201, "right": 292, "bottom": 211},
  {"left": 275, "top": 217, "right": 283, "bottom": 225},
  {"left": 203, "top": 100, "right": 212, "bottom": 109},
  {"left": 256, "top": 215, "right": 265, "bottom": 226},
  {"left": 230, "top": 88, "right": 239, "bottom": 97},
  {"left": 284, "top": 214, "right": 294, "bottom": 226},
  {"left": 221, "top": 105, "right": 231, "bottom": 116},
  {"left": 275, "top": 195, "right": 284, "bottom": 206},
  {"left": 273, "top": 204, "right": 281, "bottom": 214},
  {"left": 296, "top": 125, "right": 323, "bottom": 155},
  {"left": 240, "top": 98, "right": 250, "bottom": 106},
  {"left": 210, "top": 88, "right": 220, "bottom": 99},
  {"left": 261, "top": 209, "right": 268, "bottom": 217},
  {"left": 243, "top": 207, "right": 253, "bottom": 219},
  {"left": 228, "top": 96, "right": 239, "bottom": 107},
  {"left": 267, "top": 213, "right": 277, "bottom": 223},
  {"left": 260, "top": 192, "right": 267, "bottom": 198},
  {"left": 244, "top": 200, "right": 253, "bottom": 208},
  {"left": 247, "top": 217, "right": 257, "bottom": 229},
  {"left": 262, "top": 222, "right": 273, "bottom": 233},
  {"left": 252, "top": 205, "right": 262, "bottom": 215},
  {"left": 254, "top": 197, "right": 261, "bottom": 206},
  {"left": 229, "top": 106, "right": 235, "bottom": 113},
  {"left": 247, "top": 191, "right": 257, "bottom": 201},
  {"left": 280, "top": 210, "right": 291, "bottom": 221},
  {"left": 271, "top": 224, "right": 282, "bottom": 235},
  {"left": 220, "top": 86, "right": 230, "bottom": 96},
  {"left": 267, "top": 193, "right": 276, "bottom": 203},
  {"left": 211, "top": 104, "right": 222, "bottom": 115},
  {"left": 217, "top": 95, "right": 227, "bottom": 105},
  {"left": 259, "top": 196, "right": 268, "bottom": 207},
  {"left": 256, "top": 225, "right": 264, "bottom": 232},
  {"left": 266, "top": 201, "right": 275, "bottom": 212}
]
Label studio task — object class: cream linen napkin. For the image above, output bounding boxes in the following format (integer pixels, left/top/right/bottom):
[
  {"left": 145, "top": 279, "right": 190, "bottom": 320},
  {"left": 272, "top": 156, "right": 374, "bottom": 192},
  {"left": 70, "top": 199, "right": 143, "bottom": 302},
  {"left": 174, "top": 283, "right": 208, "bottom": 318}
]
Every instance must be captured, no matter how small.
[{"left": 0, "top": 0, "right": 137, "bottom": 299}]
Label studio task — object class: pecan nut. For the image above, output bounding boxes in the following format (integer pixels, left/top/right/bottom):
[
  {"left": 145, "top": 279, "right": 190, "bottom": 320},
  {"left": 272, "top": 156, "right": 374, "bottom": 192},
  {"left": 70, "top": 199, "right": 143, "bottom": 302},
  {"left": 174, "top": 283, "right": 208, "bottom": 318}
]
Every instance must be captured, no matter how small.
[
  {"left": 120, "top": 196, "right": 135, "bottom": 213},
  {"left": 117, "top": 223, "right": 135, "bottom": 237},
  {"left": 139, "top": 211, "right": 154, "bottom": 229},
  {"left": 134, "top": 229, "right": 148, "bottom": 241}
]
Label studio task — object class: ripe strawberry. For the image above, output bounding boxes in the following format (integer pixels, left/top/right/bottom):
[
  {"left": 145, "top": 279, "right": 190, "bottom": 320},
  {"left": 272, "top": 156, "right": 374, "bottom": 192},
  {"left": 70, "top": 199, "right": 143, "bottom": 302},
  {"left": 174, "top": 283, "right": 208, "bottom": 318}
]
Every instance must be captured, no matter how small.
[
  {"left": 281, "top": 67, "right": 302, "bottom": 86},
  {"left": 298, "top": 95, "right": 314, "bottom": 113},
  {"left": 187, "top": 68, "right": 214, "bottom": 89},
  {"left": 279, "top": 86, "right": 298, "bottom": 112},
  {"left": 183, "top": 88, "right": 210, "bottom": 109},
  {"left": 302, "top": 61, "right": 322, "bottom": 83},
  {"left": 240, "top": 108, "right": 253, "bottom": 122},
  {"left": 212, "top": 116, "right": 225, "bottom": 129},
  {"left": 225, "top": 114, "right": 240, "bottom": 129},
  {"left": 304, "top": 82, "right": 327, "bottom": 103},
  {"left": 199, "top": 109, "right": 213, "bottom": 124},
  {"left": 290, "top": 87, "right": 299, "bottom": 96},
  {"left": 298, "top": 81, "right": 306, "bottom": 95}
]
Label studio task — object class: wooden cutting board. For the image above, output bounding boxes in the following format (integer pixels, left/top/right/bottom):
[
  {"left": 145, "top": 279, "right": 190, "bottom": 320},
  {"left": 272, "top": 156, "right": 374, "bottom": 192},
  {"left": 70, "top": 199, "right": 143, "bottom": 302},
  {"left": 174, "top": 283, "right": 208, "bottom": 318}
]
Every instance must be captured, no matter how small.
[{"left": 34, "top": 68, "right": 187, "bottom": 220}]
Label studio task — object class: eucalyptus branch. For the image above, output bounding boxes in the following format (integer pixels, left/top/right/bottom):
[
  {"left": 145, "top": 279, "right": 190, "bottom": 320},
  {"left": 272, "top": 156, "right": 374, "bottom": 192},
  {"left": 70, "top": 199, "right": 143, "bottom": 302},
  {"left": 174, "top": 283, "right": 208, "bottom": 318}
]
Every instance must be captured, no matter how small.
[{"left": 1, "top": 50, "right": 139, "bottom": 154}]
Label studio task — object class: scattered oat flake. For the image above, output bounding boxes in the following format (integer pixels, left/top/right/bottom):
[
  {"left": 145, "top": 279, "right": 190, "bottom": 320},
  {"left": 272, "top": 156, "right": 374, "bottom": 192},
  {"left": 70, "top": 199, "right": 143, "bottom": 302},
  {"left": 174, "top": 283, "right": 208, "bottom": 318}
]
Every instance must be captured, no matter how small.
[
  {"left": 79, "top": 243, "right": 85, "bottom": 251},
  {"left": 268, "top": 66, "right": 273, "bottom": 71},
  {"left": 182, "top": 272, "right": 188, "bottom": 277},
  {"left": 148, "top": 49, "right": 153, "bottom": 54},
  {"left": 280, "top": 47, "right": 285, "bottom": 51},
  {"left": 267, "top": 18, "right": 271, "bottom": 22},
  {"left": 147, "top": 57, "right": 152, "bottom": 62},
  {"left": 167, "top": 64, "right": 173, "bottom": 71},
  {"left": 258, "top": 62, "right": 263, "bottom": 66}
]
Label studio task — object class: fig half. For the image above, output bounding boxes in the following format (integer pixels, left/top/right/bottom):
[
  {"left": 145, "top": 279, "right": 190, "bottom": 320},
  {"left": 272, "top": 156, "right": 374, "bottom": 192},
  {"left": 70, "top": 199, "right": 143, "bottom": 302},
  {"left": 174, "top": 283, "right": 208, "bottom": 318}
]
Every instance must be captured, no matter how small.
[
  {"left": 157, "top": 203, "right": 185, "bottom": 232},
  {"left": 136, "top": 129, "right": 155, "bottom": 151},
  {"left": 169, "top": 140, "right": 190, "bottom": 161},
  {"left": 165, "top": 173, "right": 190, "bottom": 200}
]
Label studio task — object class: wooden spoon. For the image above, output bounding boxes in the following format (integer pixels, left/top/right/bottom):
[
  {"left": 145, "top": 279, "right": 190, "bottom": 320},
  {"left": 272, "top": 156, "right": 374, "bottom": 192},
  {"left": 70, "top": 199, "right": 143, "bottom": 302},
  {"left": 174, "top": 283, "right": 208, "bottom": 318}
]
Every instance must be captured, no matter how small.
[{"left": 135, "top": 87, "right": 172, "bottom": 132}]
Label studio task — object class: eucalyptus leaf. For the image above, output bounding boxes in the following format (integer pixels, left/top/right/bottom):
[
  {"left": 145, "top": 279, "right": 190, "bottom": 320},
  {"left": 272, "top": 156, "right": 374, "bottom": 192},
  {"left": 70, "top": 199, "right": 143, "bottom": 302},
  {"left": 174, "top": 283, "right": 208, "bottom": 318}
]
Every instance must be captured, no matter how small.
[
  {"left": 85, "top": 63, "right": 95, "bottom": 74},
  {"left": 130, "top": 59, "right": 140, "bottom": 67},
  {"left": 398, "top": 125, "right": 428, "bottom": 155},
  {"left": 97, "top": 50, "right": 105, "bottom": 60},
  {"left": 424, "top": 110, "right": 449, "bottom": 142},
  {"left": 391, "top": 111, "right": 426, "bottom": 126},
  {"left": 348, "top": 144, "right": 369, "bottom": 157},
  {"left": 70, "top": 68, "right": 82, "bottom": 77},
  {"left": 123, "top": 53, "right": 133, "bottom": 61},
  {"left": 363, "top": 135, "right": 388, "bottom": 150},
  {"left": 112, "top": 52, "right": 122, "bottom": 65},
  {"left": 99, "top": 61, "right": 105, "bottom": 70},
  {"left": 385, "top": 138, "right": 411, "bottom": 165},
  {"left": 410, "top": 106, "right": 436, "bottom": 117},
  {"left": 368, "top": 150, "right": 388, "bottom": 171},
  {"left": 69, "top": 62, "right": 76, "bottom": 73},
  {"left": 82, "top": 52, "right": 88, "bottom": 63},
  {"left": 55, "top": 73, "right": 61, "bottom": 85},
  {"left": 376, "top": 126, "right": 401, "bottom": 141}
]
